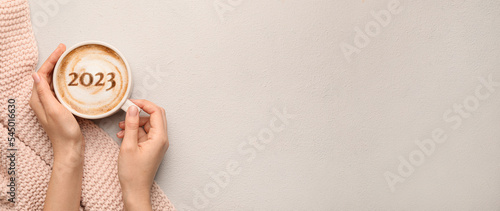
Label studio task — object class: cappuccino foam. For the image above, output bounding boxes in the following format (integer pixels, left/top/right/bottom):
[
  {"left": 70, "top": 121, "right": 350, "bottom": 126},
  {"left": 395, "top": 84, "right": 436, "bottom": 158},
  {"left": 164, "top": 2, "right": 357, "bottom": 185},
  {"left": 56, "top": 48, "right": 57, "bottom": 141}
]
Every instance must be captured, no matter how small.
[{"left": 56, "top": 44, "right": 129, "bottom": 116}]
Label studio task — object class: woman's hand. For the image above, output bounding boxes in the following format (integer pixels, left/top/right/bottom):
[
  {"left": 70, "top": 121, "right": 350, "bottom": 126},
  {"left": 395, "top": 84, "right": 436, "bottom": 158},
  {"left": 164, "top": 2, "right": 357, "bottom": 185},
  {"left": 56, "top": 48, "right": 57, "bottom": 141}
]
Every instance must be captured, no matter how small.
[
  {"left": 117, "top": 100, "right": 169, "bottom": 211},
  {"left": 30, "top": 44, "right": 84, "bottom": 211},
  {"left": 30, "top": 43, "right": 84, "bottom": 166}
]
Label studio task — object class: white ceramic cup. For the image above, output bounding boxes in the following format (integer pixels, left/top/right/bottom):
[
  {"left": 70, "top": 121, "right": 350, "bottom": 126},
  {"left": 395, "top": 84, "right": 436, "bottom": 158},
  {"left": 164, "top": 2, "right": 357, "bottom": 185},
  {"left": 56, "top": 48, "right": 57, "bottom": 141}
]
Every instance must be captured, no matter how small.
[{"left": 53, "top": 41, "right": 141, "bottom": 119}]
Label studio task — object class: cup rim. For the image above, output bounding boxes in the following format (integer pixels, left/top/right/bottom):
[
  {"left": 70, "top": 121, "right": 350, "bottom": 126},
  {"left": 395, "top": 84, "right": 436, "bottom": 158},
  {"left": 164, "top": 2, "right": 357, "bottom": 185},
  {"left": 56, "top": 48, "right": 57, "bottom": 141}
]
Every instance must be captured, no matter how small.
[{"left": 52, "top": 40, "right": 132, "bottom": 119}]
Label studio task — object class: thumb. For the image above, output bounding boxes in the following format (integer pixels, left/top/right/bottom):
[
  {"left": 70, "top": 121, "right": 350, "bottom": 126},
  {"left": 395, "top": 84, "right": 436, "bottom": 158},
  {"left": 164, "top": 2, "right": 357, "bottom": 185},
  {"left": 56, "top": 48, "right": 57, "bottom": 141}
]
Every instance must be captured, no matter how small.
[
  {"left": 32, "top": 72, "right": 59, "bottom": 109},
  {"left": 122, "top": 106, "right": 140, "bottom": 150}
]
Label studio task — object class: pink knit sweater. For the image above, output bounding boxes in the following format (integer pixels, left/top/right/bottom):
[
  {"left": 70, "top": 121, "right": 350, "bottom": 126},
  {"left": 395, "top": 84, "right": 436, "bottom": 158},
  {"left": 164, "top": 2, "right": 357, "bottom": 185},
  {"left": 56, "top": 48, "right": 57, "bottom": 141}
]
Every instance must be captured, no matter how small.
[{"left": 0, "top": 0, "right": 175, "bottom": 210}]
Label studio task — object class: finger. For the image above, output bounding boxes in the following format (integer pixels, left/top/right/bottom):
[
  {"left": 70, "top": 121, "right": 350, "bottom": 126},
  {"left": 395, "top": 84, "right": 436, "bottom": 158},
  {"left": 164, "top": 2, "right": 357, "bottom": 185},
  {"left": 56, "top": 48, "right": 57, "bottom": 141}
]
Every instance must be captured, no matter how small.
[
  {"left": 119, "top": 121, "right": 151, "bottom": 134},
  {"left": 117, "top": 127, "right": 147, "bottom": 140},
  {"left": 122, "top": 106, "right": 140, "bottom": 150},
  {"left": 32, "top": 72, "right": 60, "bottom": 111},
  {"left": 118, "top": 117, "right": 150, "bottom": 129},
  {"left": 29, "top": 77, "right": 46, "bottom": 122},
  {"left": 38, "top": 44, "right": 66, "bottom": 84},
  {"left": 116, "top": 130, "right": 124, "bottom": 138},
  {"left": 143, "top": 121, "right": 152, "bottom": 133},
  {"left": 161, "top": 108, "right": 168, "bottom": 151},
  {"left": 129, "top": 99, "right": 165, "bottom": 133},
  {"left": 162, "top": 107, "right": 167, "bottom": 132},
  {"left": 138, "top": 128, "right": 148, "bottom": 143}
]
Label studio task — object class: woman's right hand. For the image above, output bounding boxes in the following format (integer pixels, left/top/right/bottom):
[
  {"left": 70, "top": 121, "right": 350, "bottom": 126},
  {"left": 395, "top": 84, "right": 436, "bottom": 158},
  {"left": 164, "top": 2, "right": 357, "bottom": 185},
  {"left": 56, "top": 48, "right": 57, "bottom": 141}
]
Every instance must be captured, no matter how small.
[
  {"left": 116, "top": 99, "right": 169, "bottom": 210},
  {"left": 30, "top": 43, "right": 85, "bottom": 167}
]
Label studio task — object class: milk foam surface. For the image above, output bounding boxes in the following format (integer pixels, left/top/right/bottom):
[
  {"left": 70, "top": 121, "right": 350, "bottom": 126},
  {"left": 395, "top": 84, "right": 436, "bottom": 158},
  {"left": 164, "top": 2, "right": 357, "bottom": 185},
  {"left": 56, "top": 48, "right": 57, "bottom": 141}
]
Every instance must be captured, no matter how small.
[{"left": 56, "top": 44, "right": 128, "bottom": 116}]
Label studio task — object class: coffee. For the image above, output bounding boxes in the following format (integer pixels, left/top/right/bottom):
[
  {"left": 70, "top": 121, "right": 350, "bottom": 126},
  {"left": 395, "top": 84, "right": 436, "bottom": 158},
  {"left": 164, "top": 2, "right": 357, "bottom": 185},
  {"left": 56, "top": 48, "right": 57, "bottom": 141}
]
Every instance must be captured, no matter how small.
[{"left": 55, "top": 44, "right": 129, "bottom": 116}]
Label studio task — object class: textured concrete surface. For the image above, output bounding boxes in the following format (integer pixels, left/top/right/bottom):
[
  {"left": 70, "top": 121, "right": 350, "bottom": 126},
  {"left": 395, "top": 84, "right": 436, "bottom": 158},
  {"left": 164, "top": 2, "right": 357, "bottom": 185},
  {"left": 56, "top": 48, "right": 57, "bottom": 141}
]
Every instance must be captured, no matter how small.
[{"left": 30, "top": 0, "right": 500, "bottom": 210}]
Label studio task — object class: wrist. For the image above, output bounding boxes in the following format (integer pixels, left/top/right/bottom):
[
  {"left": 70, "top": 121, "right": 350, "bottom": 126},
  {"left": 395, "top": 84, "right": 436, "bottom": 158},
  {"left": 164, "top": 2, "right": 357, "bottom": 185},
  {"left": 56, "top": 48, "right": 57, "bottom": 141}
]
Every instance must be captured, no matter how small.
[
  {"left": 53, "top": 154, "right": 84, "bottom": 170},
  {"left": 122, "top": 188, "right": 152, "bottom": 211},
  {"left": 53, "top": 139, "right": 85, "bottom": 169}
]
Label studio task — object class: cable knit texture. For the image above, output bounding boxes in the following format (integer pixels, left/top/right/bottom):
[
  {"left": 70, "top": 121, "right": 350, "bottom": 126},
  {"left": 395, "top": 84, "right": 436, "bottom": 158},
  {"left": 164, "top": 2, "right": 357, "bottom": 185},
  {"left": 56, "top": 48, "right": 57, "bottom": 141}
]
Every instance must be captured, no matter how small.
[{"left": 0, "top": 0, "right": 175, "bottom": 210}]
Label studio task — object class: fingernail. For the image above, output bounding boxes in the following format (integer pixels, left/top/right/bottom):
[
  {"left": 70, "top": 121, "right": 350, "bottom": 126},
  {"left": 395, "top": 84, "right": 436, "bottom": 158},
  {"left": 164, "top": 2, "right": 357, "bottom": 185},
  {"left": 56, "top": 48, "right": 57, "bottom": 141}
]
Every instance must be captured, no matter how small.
[
  {"left": 32, "top": 72, "right": 40, "bottom": 84},
  {"left": 117, "top": 130, "right": 124, "bottom": 136},
  {"left": 128, "top": 106, "right": 138, "bottom": 117}
]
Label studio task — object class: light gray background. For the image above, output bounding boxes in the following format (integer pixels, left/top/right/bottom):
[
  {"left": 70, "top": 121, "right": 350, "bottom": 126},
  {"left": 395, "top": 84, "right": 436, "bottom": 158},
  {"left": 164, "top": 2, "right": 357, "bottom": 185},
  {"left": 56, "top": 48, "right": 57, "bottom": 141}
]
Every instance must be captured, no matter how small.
[{"left": 29, "top": 0, "right": 500, "bottom": 210}]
